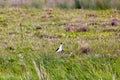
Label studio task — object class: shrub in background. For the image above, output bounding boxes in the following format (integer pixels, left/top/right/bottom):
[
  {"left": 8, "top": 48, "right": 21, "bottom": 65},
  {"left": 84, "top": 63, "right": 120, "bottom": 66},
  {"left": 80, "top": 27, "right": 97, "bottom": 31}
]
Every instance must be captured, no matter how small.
[
  {"left": 110, "top": 0, "right": 120, "bottom": 9},
  {"left": 94, "top": 0, "right": 111, "bottom": 9},
  {"left": 0, "top": 0, "right": 120, "bottom": 9},
  {"left": 56, "top": 0, "right": 75, "bottom": 9},
  {"left": 74, "top": 0, "right": 81, "bottom": 9},
  {"left": 0, "top": 0, "right": 9, "bottom": 7},
  {"left": 31, "top": 1, "right": 42, "bottom": 8}
]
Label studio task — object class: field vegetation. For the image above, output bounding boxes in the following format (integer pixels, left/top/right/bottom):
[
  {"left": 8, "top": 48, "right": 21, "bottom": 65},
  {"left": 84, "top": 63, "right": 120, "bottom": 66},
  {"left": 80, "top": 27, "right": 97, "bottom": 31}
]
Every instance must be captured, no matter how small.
[{"left": 0, "top": 0, "right": 120, "bottom": 80}]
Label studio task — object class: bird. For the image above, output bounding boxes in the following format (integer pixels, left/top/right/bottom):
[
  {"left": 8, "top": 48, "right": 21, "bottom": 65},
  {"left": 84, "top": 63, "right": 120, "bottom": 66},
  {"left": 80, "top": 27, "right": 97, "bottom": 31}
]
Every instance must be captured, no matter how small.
[{"left": 56, "top": 43, "right": 63, "bottom": 53}]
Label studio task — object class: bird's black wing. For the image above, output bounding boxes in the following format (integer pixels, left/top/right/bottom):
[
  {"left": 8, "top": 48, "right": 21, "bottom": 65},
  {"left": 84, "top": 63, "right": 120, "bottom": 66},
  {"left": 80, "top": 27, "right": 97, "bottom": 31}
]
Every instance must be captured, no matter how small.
[{"left": 56, "top": 48, "right": 59, "bottom": 52}]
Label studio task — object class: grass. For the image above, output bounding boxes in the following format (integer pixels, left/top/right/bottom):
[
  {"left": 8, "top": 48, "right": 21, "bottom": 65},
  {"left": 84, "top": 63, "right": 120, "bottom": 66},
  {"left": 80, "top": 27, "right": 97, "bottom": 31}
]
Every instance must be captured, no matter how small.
[{"left": 0, "top": 7, "right": 120, "bottom": 79}]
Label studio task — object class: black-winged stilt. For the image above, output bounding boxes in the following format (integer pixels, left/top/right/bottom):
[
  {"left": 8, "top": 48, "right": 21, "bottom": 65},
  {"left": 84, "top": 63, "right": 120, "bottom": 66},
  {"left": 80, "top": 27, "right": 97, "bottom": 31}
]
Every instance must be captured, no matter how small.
[{"left": 56, "top": 43, "right": 63, "bottom": 53}]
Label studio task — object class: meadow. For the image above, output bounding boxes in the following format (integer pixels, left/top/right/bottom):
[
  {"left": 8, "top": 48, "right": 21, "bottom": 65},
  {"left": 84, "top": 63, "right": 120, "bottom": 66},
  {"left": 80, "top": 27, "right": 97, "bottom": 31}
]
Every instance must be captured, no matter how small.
[{"left": 0, "top": 7, "right": 120, "bottom": 79}]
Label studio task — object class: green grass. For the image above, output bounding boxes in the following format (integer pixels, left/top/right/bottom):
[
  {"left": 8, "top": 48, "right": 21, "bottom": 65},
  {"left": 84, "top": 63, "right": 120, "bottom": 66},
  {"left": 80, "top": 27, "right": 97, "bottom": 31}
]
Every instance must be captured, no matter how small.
[
  {"left": 0, "top": 7, "right": 120, "bottom": 79},
  {"left": 0, "top": 53, "right": 119, "bottom": 80}
]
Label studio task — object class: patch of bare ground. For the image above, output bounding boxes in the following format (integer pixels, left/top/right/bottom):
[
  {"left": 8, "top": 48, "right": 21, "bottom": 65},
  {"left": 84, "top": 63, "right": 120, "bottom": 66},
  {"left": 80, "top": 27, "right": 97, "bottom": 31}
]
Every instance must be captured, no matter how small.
[
  {"left": 65, "top": 22, "right": 89, "bottom": 32},
  {"left": 42, "top": 8, "right": 53, "bottom": 12},
  {"left": 76, "top": 42, "right": 90, "bottom": 54},
  {"left": 110, "top": 18, "right": 119, "bottom": 26},
  {"left": 114, "top": 49, "right": 120, "bottom": 57},
  {"left": 8, "top": 32, "right": 16, "bottom": 35},
  {"left": 41, "top": 15, "right": 54, "bottom": 18},
  {"left": 91, "top": 18, "right": 120, "bottom": 28},
  {"left": 115, "top": 32, "right": 120, "bottom": 38},
  {"left": 76, "top": 26, "right": 88, "bottom": 32},
  {"left": 8, "top": 7, "right": 25, "bottom": 16},
  {"left": 102, "top": 27, "right": 119, "bottom": 32},
  {"left": 0, "top": 29, "right": 2, "bottom": 32},
  {"left": 6, "top": 46, "right": 15, "bottom": 51},
  {"left": 35, "top": 25, "right": 42, "bottom": 30},
  {"left": 41, "top": 8, "right": 54, "bottom": 19},
  {"left": 100, "top": 21, "right": 110, "bottom": 27},
  {"left": 65, "top": 24, "right": 75, "bottom": 32},
  {"left": 35, "top": 34, "right": 59, "bottom": 40},
  {"left": 86, "top": 13, "right": 97, "bottom": 18},
  {"left": 87, "top": 19, "right": 99, "bottom": 26}
]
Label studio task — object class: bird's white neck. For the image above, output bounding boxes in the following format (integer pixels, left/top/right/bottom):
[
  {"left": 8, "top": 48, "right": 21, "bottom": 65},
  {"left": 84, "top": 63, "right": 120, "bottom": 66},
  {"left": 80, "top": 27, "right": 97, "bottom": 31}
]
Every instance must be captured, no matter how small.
[{"left": 59, "top": 44, "right": 62, "bottom": 49}]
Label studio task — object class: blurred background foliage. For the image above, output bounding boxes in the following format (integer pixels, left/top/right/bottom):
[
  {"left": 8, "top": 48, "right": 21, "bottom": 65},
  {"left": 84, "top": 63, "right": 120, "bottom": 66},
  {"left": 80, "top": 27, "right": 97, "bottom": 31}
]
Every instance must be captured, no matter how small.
[{"left": 0, "top": 0, "right": 120, "bottom": 9}]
